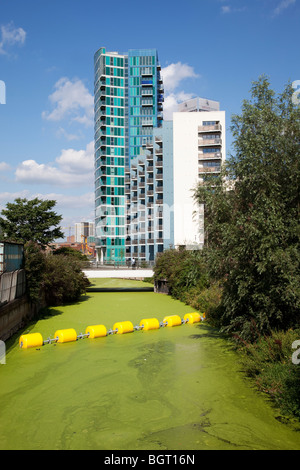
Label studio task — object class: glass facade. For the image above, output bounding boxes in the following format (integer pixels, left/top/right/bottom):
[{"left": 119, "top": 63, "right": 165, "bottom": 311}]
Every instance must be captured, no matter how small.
[{"left": 94, "top": 47, "right": 163, "bottom": 264}]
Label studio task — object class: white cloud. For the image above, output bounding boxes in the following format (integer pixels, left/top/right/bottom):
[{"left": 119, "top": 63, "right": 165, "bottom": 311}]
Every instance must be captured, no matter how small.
[
  {"left": 161, "top": 62, "right": 199, "bottom": 93},
  {"left": 221, "top": 5, "right": 231, "bottom": 13},
  {"left": 163, "top": 91, "right": 195, "bottom": 120},
  {"left": 161, "top": 62, "right": 199, "bottom": 120},
  {"left": 273, "top": 0, "right": 296, "bottom": 16},
  {"left": 56, "top": 127, "right": 81, "bottom": 141},
  {"left": 15, "top": 141, "right": 94, "bottom": 186},
  {"left": 0, "top": 162, "right": 11, "bottom": 172},
  {"left": 42, "top": 77, "right": 94, "bottom": 127},
  {"left": 0, "top": 22, "right": 26, "bottom": 55},
  {"left": 56, "top": 141, "right": 94, "bottom": 174},
  {"left": 0, "top": 190, "right": 94, "bottom": 233}
]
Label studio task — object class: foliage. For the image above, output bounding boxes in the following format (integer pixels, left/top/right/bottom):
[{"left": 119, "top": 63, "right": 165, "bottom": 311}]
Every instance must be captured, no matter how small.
[
  {"left": 153, "top": 248, "right": 220, "bottom": 316},
  {"left": 0, "top": 197, "right": 63, "bottom": 247},
  {"left": 24, "top": 243, "right": 90, "bottom": 306},
  {"left": 42, "top": 254, "right": 90, "bottom": 306},
  {"left": 53, "top": 246, "right": 89, "bottom": 262},
  {"left": 194, "top": 76, "right": 300, "bottom": 340},
  {"left": 24, "top": 241, "right": 46, "bottom": 303},
  {"left": 237, "top": 328, "right": 300, "bottom": 419},
  {"left": 154, "top": 248, "right": 209, "bottom": 296}
]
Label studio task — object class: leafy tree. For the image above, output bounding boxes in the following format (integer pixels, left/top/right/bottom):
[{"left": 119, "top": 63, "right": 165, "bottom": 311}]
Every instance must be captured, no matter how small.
[
  {"left": 24, "top": 241, "right": 46, "bottom": 303},
  {"left": 0, "top": 197, "right": 63, "bottom": 247},
  {"left": 154, "top": 248, "right": 209, "bottom": 296},
  {"left": 42, "top": 254, "right": 90, "bottom": 306},
  {"left": 53, "top": 246, "right": 89, "bottom": 262},
  {"left": 194, "top": 76, "right": 300, "bottom": 340}
]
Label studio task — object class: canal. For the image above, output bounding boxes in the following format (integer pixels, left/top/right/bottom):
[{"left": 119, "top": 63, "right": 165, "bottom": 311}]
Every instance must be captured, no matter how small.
[{"left": 0, "top": 279, "right": 299, "bottom": 450}]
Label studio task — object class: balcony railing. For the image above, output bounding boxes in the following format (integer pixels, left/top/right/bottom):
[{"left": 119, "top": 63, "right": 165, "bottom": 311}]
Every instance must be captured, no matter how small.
[
  {"left": 198, "top": 124, "right": 222, "bottom": 132},
  {"left": 198, "top": 138, "right": 222, "bottom": 146},
  {"left": 198, "top": 167, "right": 221, "bottom": 173}
]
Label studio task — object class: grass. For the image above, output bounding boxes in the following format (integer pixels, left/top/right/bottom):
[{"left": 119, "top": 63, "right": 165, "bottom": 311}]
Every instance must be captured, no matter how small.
[{"left": 236, "top": 328, "right": 300, "bottom": 419}]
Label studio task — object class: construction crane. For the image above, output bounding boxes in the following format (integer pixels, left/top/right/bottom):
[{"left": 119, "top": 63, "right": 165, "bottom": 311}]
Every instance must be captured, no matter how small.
[
  {"left": 81, "top": 235, "right": 94, "bottom": 256},
  {"left": 60, "top": 226, "right": 74, "bottom": 240}
]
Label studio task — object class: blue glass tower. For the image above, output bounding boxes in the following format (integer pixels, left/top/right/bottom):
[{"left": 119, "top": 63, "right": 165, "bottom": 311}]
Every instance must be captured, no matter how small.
[{"left": 94, "top": 47, "right": 163, "bottom": 264}]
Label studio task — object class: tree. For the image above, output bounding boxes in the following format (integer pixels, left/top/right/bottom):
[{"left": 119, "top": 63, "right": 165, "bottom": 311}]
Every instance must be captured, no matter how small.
[
  {"left": 0, "top": 198, "right": 64, "bottom": 247},
  {"left": 194, "top": 76, "right": 300, "bottom": 340}
]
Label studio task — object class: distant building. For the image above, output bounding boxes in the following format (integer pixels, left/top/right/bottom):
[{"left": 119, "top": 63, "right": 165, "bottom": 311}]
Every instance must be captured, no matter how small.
[
  {"left": 75, "top": 222, "right": 95, "bottom": 243},
  {"left": 177, "top": 97, "right": 220, "bottom": 113}
]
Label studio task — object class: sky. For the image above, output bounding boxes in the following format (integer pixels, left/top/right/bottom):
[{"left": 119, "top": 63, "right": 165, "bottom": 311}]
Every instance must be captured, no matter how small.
[{"left": 0, "top": 0, "right": 299, "bottom": 239}]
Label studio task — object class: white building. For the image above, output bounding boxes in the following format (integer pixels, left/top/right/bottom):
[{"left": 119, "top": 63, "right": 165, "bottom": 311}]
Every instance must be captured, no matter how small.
[
  {"left": 75, "top": 222, "right": 95, "bottom": 243},
  {"left": 172, "top": 110, "right": 226, "bottom": 249}
]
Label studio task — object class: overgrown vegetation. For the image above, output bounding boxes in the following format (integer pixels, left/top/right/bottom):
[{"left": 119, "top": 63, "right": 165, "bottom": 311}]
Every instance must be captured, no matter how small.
[
  {"left": 24, "top": 241, "right": 90, "bottom": 307},
  {"left": 154, "top": 248, "right": 221, "bottom": 316},
  {"left": 153, "top": 76, "right": 300, "bottom": 420}
]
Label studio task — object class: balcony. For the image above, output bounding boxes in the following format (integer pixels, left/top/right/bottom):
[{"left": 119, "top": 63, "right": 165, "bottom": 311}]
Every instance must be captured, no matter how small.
[
  {"left": 141, "top": 89, "right": 153, "bottom": 96},
  {"left": 198, "top": 138, "right": 222, "bottom": 146},
  {"left": 198, "top": 124, "right": 222, "bottom": 132},
  {"left": 198, "top": 152, "right": 222, "bottom": 160},
  {"left": 141, "top": 79, "right": 153, "bottom": 86},
  {"left": 198, "top": 167, "right": 221, "bottom": 174}
]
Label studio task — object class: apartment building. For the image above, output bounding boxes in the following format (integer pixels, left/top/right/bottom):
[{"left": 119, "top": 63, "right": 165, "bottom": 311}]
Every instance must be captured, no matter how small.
[
  {"left": 173, "top": 110, "right": 226, "bottom": 249},
  {"left": 94, "top": 46, "right": 225, "bottom": 264},
  {"left": 74, "top": 222, "right": 95, "bottom": 243},
  {"left": 94, "top": 47, "right": 163, "bottom": 264}
]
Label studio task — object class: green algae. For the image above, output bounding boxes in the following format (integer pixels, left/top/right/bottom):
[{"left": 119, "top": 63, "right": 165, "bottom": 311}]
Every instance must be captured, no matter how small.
[{"left": 0, "top": 279, "right": 299, "bottom": 450}]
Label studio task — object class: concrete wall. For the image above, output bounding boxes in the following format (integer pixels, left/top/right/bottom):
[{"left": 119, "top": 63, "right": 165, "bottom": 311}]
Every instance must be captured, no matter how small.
[{"left": 0, "top": 296, "right": 36, "bottom": 342}]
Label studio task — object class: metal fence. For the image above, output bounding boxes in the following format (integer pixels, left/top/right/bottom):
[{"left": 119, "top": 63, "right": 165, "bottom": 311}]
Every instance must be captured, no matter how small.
[{"left": 0, "top": 269, "right": 26, "bottom": 305}]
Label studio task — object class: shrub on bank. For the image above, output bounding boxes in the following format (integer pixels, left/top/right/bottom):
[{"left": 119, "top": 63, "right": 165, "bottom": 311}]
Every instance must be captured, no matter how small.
[
  {"left": 236, "top": 328, "right": 300, "bottom": 419},
  {"left": 153, "top": 248, "right": 220, "bottom": 320},
  {"left": 42, "top": 254, "right": 90, "bottom": 306},
  {"left": 24, "top": 242, "right": 90, "bottom": 307}
]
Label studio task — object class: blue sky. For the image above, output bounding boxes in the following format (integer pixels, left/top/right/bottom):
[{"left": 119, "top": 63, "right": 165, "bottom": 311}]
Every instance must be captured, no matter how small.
[{"left": 0, "top": 0, "right": 299, "bottom": 237}]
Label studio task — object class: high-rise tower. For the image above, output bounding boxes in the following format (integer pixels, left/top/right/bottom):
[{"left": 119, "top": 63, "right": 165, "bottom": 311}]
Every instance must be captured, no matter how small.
[{"left": 94, "top": 47, "right": 163, "bottom": 264}]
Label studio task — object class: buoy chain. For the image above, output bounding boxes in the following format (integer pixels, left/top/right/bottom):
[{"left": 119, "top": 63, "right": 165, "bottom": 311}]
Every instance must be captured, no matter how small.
[{"left": 19, "top": 313, "right": 206, "bottom": 349}]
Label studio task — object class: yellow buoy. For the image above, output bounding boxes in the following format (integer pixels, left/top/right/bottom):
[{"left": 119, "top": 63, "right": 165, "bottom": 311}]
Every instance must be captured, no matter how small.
[
  {"left": 184, "top": 312, "right": 201, "bottom": 324},
  {"left": 112, "top": 321, "right": 134, "bottom": 334},
  {"left": 162, "top": 315, "right": 182, "bottom": 327},
  {"left": 85, "top": 324, "right": 107, "bottom": 339},
  {"left": 140, "top": 318, "right": 160, "bottom": 331},
  {"left": 19, "top": 332, "right": 44, "bottom": 349},
  {"left": 54, "top": 328, "right": 77, "bottom": 343}
]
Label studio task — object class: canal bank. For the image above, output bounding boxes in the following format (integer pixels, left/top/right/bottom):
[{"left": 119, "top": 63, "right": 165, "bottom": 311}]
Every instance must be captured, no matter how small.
[{"left": 0, "top": 279, "right": 299, "bottom": 450}]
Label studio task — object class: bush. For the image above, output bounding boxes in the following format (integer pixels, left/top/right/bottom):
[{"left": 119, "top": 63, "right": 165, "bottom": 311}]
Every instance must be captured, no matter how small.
[
  {"left": 24, "top": 241, "right": 46, "bottom": 303},
  {"left": 24, "top": 243, "right": 90, "bottom": 306},
  {"left": 42, "top": 255, "right": 90, "bottom": 306},
  {"left": 154, "top": 248, "right": 209, "bottom": 296},
  {"left": 237, "top": 328, "right": 300, "bottom": 419},
  {"left": 153, "top": 248, "right": 219, "bottom": 317}
]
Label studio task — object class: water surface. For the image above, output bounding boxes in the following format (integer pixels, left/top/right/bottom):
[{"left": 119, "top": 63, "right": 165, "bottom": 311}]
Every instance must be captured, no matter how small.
[{"left": 0, "top": 280, "right": 299, "bottom": 450}]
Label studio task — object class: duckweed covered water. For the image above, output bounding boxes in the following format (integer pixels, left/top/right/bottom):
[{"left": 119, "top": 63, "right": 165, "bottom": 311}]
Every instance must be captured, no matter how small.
[{"left": 0, "top": 279, "right": 299, "bottom": 450}]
